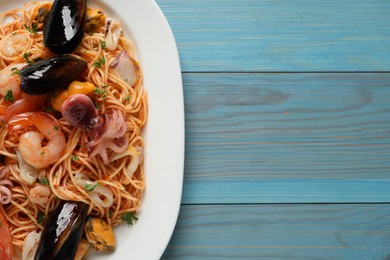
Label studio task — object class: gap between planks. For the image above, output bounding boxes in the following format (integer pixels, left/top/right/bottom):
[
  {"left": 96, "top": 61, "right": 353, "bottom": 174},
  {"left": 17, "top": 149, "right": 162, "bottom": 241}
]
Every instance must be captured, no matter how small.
[
  {"left": 181, "top": 71, "right": 390, "bottom": 74},
  {"left": 181, "top": 202, "right": 390, "bottom": 206}
]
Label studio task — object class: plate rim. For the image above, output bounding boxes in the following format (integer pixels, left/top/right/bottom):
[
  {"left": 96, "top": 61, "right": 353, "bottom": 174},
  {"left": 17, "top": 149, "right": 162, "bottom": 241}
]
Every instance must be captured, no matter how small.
[{"left": 100, "top": 0, "right": 185, "bottom": 259}]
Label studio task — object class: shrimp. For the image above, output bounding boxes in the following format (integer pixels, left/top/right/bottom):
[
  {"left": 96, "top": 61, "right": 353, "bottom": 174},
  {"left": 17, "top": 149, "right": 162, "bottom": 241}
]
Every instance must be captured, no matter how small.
[
  {"left": 0, "top": 33, "right": 30, "bottom": 59},
  {"left": 29, "top": 185, "right": 51, "bottom": 204},
  {"left": 8, "top": 112, "right": 66, "bottom": 169},
  {"left": 0, "top": 63, "right": 26, "bottom": 99},
  {"left": 0, "top": 63, "right": 47, "bottom": 122},
  {"left": 0, "top": 92, "right": 47, "bottom": 122}
]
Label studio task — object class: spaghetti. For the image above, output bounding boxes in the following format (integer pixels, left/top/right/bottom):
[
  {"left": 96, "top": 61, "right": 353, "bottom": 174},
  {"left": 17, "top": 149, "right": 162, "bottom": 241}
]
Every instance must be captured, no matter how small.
[{"left": 0, "top": 1, "right": 147, "bottom": 258}]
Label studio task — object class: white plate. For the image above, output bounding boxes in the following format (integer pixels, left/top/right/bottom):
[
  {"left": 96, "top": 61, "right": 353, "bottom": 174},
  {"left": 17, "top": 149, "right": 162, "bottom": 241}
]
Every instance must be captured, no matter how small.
[
  {"left": 0, "top": 0, "right": 185, "bottom": 259},
  {"left": 96, "top": 1, "right": 184, "bottom": 259}
]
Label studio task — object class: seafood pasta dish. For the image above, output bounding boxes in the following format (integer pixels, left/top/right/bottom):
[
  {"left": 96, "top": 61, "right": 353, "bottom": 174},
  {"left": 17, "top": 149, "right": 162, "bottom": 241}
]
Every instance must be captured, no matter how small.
[{"left": 0, "top": 0, "right": 147, "bottom": 259}]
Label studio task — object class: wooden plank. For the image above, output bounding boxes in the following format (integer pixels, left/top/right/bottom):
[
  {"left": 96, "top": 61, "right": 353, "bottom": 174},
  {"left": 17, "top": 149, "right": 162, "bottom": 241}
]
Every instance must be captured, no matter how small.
[
  {"left": 162, "top": 204, "right": 390, "bottom": 259},
  {"left": 155, "top": 0, "right": 390, "bottom": 72},
  {"left": 182, "top": 73, "right": 390, "bottom": 204}
]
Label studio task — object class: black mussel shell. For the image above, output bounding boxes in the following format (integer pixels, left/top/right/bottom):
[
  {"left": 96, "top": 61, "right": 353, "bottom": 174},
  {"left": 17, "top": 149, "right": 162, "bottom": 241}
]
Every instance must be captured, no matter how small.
[
  {"left": 34, "top": 201, "right": 88, "bottom": 260},
  {"left": 43, "top": 0, "right": 87, "bottom": 54},
  {"left": 20, "top": 55, "right": 87, "bottom": 95}
]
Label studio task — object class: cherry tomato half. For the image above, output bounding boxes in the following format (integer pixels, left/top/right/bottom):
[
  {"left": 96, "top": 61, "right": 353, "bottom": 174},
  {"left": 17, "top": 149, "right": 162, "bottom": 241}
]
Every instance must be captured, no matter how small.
[{"left": 0, "top": 209, "right": 12, "bottom": 260}]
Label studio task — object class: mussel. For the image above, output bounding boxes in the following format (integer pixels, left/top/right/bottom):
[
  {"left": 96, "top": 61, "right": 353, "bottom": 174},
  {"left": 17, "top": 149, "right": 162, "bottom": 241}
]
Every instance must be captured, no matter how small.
[
  {"left": 34, "top": 200, "right": 87, "bottom": 260},
  {"left": 85, "top": 8, "right": 106, "bottom": 33},
  {"left": 43, "top": 0, "right": 87, "bottom": 54},
  {"left": 85, "top": 217, "right": 116, "bottom": 252},
  {"left": 20, "top": 55, "right": 87, "bottom": 95}
]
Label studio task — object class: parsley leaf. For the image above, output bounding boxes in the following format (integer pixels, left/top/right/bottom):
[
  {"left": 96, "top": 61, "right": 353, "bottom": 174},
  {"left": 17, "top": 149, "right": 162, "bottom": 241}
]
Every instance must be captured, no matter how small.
[
  {"left": 33, "top": 57, "right": 43, "bottom": 63},
  {"left": 121, "top": 212, "right": 138, "bottom": 225},
  {"left": 24, "top": 24, "right": 38, "bottom": 34},
  {"left": 11, "top": 67, "right": 20, "bottom": 76},
  {"left": 94, "top": 87, "right": 107, "bottom": 99},
  {"left": 37, "top": 211, "right": 45, "bottom": 224},
  {"left": 100, "top": 40, "right": 106, "bottom": 50},
  {"left": 93, "top": 56, "right": 105, "bottom": 68},
  {"left": 53, "top": 126, "right": 59, "bottom": 131},
  {"left": 24, "top": 52, "right": 43, "bottom": 64},
  {"left": 125, "top": 95, "right": 131, "bottom": 101},
  {"left": 70, "top": 155, "right": 79, "bottom": 161},
  {"left": 39, "top": 178, "right": 49, "bottom": 186},
  {"left": 94, "top": 101, "right": 101, "bottom": 109},
  {"left": 24, "top": 52, "right": 33, "bottom": 64},
  {"left": 45, "top": 107, "right": 54, "bottom": 113},
  {"left": 84, "top": 183, "right": 99, "bottom": 192},
  {"left": 94, "top": 87, "right": 106, "bottom": 95},
  {"left": 3, "top": 90, "right": 14, "bottom": 102}
]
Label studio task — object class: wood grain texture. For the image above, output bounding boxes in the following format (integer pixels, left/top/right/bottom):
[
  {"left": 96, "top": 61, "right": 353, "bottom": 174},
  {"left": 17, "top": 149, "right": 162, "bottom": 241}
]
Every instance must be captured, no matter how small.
[
  {"left": 162, "top": 204, "right": 390, "bottom": 259},
  {"left": 156, "top": 0, "right": 390, "bottom": 72},
  {"left": 153, "top": 1, "right": 390, "bottom": 258},
  {"left": 182, "top": 72, "right": 390, "bottom": 204}
]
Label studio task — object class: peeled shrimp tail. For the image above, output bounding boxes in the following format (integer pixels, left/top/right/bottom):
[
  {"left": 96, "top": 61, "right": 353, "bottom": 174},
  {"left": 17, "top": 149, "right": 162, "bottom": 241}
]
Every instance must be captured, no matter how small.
[{"left": 8, "top": 112, "right": 66, "bottom": 169}]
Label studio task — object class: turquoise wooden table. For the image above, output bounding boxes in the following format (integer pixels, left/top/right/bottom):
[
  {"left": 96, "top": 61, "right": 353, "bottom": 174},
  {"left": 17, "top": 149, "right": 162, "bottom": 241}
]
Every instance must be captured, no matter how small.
[{"left": 157, "top": 0, "right": 390, "bottom": 259}]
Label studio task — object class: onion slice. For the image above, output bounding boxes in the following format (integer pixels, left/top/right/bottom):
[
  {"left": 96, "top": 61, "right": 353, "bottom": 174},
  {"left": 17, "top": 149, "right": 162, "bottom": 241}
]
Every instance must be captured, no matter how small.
[
  {"left": 22, "top": 230, "right": 41, "bottom": 260},
  {"left": 16, "top": 150, "right": 38, "bottom": 185},
  {"left": 111, "top": 50, "right": 138, "bottom": 87},
  {"left": 111, "top": 145, "right": 140, "bottom": 179},
  {"left": 90, "top": 186, "right": 113, "bottom": 208},
  {"left": 74, "top": 172, "right": 91, "bottom": 182},
  {"left": 105, "top": 18, "right": 122, "bottom": 51},
  {"left": 74, "top": 173, "right": 113, "bottom": 208}
]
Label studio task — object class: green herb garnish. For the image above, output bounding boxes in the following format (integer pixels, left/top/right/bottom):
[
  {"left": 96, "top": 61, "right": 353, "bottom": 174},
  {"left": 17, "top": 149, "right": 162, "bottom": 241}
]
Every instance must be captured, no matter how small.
[
  {"left": 11, "top": 67, "right": 20, "bottom": 76},
  {"left": 94, "top": 101, "right": 101, "bottom": 109},
  {"left": 125, "top": 95, "right": 131, "bottom": 101},
  {"left": 53, "top": 126, "right": 59, "bottom": 131},
  {"left": 84, "top": 183, "right": 99, "bottom": 192},
  {"left": 3, "top": 90, "right": 14, "bottom": 103},
  {"left": 100, "top": 40, "right": 106, "bottom": 50},
  {"left": 33, "top": 57, "right": 43, "bottom": 63},
  {"left": 24, "top": 52, "right": 33, "bottom": 64},
  {"left": 24, "top": 24, "right": 38, "bottom": 34},
  {"left": 39, "top": 178, "right": 49, "bottom": 186},
  {"left": 121, "top": 212, "right": 138, "bottom": 225},
  {"left": 94, "top": 87, "right": 106, "bottom": 95},
  {"left": 45, "top": 107, "right": 54, "bottom": 113},
  {"left": 94, "top": 87, "right": 107, "bottom": 99},
  {"left": 70, "top": 155, "right": 79, "bottom": 161},
  {"left": 37, "top": 211, "right": 45, "bottom": 224},
  {"left": 93, "top": 56, "right": 105, "bottom": 68}
]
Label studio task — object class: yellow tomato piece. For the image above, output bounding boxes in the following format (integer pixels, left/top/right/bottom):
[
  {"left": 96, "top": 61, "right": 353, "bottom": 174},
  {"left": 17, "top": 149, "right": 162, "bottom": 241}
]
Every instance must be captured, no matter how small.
[
  {"left": 68, "top": 81, "right": 96, "bottom": 97},
  {"left": 51, "top": 89, "right": 69, "bottom": 112}
]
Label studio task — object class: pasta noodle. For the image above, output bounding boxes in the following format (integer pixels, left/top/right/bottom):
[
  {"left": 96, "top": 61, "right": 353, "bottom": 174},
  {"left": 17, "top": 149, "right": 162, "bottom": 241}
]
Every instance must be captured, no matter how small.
[{"left": 0, "top": 1, "right": 147, "bottom": 257}]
